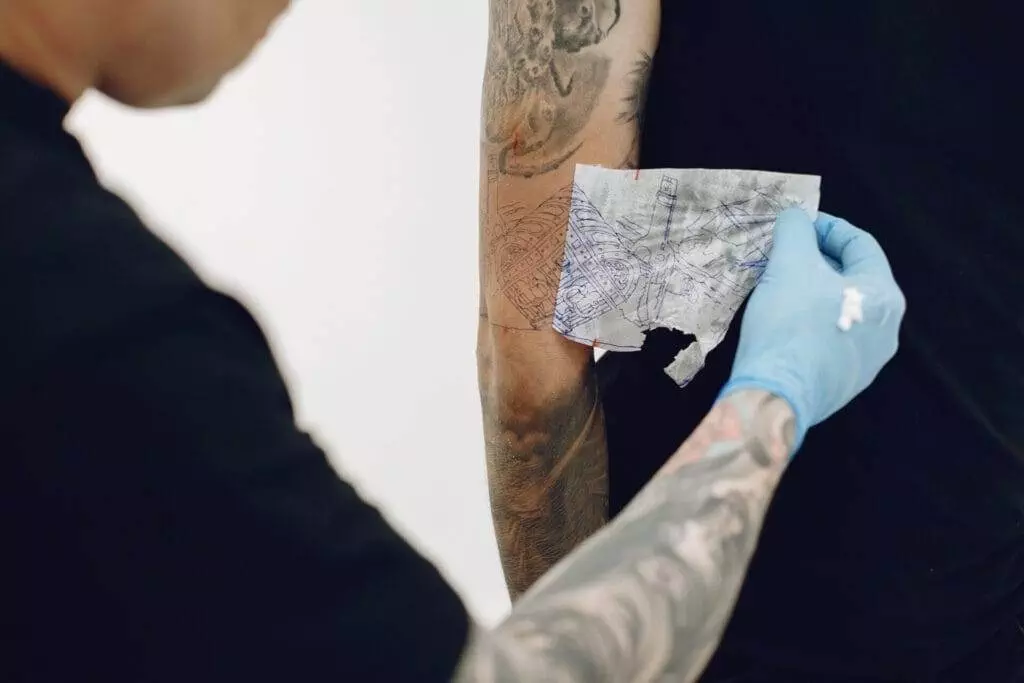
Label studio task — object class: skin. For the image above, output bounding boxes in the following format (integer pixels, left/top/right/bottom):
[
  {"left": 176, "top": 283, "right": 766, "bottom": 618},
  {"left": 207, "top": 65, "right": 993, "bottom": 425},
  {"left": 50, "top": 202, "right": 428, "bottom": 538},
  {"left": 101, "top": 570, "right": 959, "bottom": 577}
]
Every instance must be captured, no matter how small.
[
  {"left": 479, "top": 0, "right": 661, "bottom": 599},
  {"left": 0, "top": 0, "right": 291, "bottom": 107}
]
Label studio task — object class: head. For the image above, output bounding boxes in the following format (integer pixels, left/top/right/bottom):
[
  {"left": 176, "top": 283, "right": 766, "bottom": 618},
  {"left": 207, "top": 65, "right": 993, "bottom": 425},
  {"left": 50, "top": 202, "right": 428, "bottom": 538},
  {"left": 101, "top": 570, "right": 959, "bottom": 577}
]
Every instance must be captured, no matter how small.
[{"left": 0, "top": 0, "right": 291, "bottom": 107}]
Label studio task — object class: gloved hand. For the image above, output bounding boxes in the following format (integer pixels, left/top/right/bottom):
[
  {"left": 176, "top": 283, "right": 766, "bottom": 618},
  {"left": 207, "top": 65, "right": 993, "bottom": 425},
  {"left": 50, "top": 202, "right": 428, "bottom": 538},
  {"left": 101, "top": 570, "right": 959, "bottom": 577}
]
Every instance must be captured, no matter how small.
[{"left": 719, "top": 208, "right": 906, "bottom": 452}]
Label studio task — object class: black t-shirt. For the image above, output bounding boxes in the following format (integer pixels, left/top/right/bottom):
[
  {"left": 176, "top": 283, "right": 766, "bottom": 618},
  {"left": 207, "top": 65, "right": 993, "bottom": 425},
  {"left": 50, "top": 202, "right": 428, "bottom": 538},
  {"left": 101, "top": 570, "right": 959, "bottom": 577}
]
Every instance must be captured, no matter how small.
[
  {"left": 598, "top": 2, "right": 1024, "bottom": 680},
  {"left": 0, "top": 64, "right": 469, "bottom": 682}
]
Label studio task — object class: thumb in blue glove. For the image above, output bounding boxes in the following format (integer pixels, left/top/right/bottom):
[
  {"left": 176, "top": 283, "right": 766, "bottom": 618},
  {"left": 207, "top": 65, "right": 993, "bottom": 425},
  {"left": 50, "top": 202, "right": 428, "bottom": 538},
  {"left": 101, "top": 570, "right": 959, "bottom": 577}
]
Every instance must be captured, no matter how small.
[{"left": 719, "top": 208, "right": 906, "bottom": 452}]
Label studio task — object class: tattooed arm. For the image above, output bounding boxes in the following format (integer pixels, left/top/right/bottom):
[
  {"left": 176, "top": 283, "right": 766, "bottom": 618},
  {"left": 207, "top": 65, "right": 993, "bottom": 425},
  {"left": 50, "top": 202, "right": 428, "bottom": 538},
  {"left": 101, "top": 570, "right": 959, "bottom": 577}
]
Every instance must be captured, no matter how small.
[
  {"left": 479, "top": 0, "right": 661, "bottom": 599},
  {"left": 459, "top": 209, "right": 905, "bottom": 680},
  {"left": 457, "top": 388, "right": 795, "bottom": 681}
]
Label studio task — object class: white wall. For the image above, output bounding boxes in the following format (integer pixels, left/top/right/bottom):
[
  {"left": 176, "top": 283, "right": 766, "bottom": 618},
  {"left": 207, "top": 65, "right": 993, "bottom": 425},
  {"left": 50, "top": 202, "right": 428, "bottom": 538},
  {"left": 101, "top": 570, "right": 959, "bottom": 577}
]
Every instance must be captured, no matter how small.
[{"left": 68, "top": 0, "right": 510, "bottom": 625}]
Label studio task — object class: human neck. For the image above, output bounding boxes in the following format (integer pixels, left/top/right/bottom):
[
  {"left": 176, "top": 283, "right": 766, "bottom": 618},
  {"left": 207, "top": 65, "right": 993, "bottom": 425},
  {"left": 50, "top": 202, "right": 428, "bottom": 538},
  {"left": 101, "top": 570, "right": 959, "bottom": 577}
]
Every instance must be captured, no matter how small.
[{"left": 0, "top": 5, "right": 98, "bottom": 103}]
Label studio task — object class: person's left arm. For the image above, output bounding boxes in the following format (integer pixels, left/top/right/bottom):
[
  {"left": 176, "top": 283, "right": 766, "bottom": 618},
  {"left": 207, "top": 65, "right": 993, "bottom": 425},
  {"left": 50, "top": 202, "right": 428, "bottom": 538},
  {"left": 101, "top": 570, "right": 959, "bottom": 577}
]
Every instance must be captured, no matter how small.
[{"left": 478, "top": 0, "right": 661, "bottom": 600}]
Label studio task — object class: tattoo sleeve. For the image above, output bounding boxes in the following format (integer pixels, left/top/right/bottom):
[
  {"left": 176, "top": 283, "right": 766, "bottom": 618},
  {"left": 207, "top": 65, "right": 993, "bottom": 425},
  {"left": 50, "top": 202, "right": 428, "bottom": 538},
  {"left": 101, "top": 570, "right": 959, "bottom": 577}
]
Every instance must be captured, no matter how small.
[
  {"left": 456, "top": 389, "right": 796, "bottom": 682},
  {"left": 479, "top": 0, "right": 660, "bottom": 599}
]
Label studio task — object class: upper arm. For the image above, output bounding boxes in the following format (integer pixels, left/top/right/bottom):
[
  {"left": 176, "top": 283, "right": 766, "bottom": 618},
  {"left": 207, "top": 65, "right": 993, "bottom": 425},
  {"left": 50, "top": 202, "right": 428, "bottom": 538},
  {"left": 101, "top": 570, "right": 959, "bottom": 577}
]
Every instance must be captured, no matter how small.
[{"left": 479, "top": 0, "right": 661, "bottom": 378}]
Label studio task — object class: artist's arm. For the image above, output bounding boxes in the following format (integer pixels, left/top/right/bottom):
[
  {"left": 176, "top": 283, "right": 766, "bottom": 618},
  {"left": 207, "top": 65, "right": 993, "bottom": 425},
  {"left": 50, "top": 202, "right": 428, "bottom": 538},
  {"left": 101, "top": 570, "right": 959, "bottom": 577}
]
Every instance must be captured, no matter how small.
[
  {"left": 478, "top": 0, "right": 660, "bottom": 599},
  {"left": 459, "top": 388, "right": 794, "bottom": 681},
  {"left": 459, "top": 210, "right": 906, "bottom": 682}
]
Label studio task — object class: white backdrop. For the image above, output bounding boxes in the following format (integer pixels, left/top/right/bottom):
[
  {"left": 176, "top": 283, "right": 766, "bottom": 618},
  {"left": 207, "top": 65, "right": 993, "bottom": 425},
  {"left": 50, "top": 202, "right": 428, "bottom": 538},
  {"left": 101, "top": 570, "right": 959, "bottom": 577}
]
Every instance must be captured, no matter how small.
[{"left": 68, "top": 1, "right": 510, "bottom": 625}]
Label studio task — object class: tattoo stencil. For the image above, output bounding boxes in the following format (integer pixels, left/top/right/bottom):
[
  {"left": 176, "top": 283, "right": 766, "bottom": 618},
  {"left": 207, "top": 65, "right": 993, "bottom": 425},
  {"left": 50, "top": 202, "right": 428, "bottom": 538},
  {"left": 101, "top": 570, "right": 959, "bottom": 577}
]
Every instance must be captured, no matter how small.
[
  {"left": 484, "top": 183, "right": 573, "bottom": 330},
  {"left": 553, "top": 166, "right": 821, "bottom": 384}
]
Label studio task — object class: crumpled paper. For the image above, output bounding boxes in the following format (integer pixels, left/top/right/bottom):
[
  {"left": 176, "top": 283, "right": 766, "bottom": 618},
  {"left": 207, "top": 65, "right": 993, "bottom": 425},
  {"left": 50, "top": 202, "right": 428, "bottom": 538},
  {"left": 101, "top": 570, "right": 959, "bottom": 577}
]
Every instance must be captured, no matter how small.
[{"left": 554, "top": 165, "right": 821, "bottom": 385}]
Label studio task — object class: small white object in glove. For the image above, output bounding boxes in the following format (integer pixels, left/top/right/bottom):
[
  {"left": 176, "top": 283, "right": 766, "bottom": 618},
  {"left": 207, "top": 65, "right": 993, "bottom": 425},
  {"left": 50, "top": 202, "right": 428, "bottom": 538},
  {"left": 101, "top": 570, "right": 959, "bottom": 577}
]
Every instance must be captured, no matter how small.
[{"left": 837, "top": 287, "right": 865, "bottom": 332}]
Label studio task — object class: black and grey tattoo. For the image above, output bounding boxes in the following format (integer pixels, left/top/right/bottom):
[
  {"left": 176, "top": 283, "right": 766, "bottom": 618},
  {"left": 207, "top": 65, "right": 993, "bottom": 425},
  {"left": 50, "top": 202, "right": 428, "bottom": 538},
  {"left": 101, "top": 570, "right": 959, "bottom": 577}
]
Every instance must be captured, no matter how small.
[
  {"left": 457, "top": 389, "right": 796, "bottom": 682},
  {"left": 484, "top": 0, "right": 623, "bottom": 177},
  {"left": 617, "top": 51, "right": 652, "bottom": 168}
]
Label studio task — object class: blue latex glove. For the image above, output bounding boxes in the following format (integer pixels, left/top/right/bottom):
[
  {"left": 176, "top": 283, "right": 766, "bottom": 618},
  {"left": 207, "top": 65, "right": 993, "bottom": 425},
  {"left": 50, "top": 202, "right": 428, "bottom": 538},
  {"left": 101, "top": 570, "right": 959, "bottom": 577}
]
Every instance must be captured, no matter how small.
[{"left": 719, "top": 208, "right": 906, "bottom": 452}]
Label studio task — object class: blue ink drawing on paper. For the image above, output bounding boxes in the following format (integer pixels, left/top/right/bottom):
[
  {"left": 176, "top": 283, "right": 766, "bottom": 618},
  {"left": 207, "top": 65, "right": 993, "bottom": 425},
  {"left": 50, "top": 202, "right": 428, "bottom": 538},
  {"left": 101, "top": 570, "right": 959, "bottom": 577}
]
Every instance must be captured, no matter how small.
[{"left": 554, "top": 165, "right": 821, "bottom": 385}]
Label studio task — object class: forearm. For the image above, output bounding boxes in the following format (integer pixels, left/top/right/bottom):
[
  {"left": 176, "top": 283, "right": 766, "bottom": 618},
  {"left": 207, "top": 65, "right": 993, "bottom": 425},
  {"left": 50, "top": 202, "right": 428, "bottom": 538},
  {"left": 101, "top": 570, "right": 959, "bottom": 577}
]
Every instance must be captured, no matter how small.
[
  {"left": 478, "top": 169, "right": 611, "bottom": 599},
  {"left": 479, "top": 333, "right": 608, "bottom": 598},
  {"left": 458, "top": 388, "right": 795, "bottom": 682}
]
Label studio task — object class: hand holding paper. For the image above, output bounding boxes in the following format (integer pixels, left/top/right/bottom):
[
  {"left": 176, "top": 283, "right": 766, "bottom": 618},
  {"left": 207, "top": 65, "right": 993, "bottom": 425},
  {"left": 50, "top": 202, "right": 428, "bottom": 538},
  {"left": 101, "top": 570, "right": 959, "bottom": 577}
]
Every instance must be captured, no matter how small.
[
  {"left": 554, "top": 166, "right": 822, "bottom": 385},
  {"left": 720, "top": 209, "right": 906, "bottom": 451}
]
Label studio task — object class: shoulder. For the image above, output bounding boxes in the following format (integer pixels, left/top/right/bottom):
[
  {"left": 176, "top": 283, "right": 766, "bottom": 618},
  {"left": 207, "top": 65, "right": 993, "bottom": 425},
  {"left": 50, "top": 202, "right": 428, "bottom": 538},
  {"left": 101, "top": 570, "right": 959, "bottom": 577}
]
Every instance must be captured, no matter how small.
[{"left": 0, "top": 124, "right": 220, "bottom": 392}]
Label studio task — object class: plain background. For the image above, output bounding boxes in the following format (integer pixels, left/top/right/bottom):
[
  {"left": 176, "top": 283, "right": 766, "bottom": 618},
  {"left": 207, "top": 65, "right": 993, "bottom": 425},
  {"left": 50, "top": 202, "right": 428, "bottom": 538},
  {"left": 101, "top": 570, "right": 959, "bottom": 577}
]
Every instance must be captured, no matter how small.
[{"left": 68, "top": 1, "right": 511, "bottom": 626}]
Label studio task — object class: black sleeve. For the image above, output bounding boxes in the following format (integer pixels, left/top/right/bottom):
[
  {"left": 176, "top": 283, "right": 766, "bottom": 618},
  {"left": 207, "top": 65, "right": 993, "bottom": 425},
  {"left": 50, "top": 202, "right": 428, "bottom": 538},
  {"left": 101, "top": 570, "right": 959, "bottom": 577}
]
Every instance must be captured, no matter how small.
[{"left": 5, "top": 286, "right": 470, "bottom": 682}]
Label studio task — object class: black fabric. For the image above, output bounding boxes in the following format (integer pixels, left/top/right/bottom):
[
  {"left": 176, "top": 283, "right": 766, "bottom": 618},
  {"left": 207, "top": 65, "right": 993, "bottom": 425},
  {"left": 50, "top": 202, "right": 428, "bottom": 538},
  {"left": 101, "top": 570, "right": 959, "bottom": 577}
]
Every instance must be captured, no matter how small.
[
  {"left": 0, "top": 63, "right": 469, "bottom": 682},
  {"left": 599, "top": 3, "right": 1024, "bottom": 681}
]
